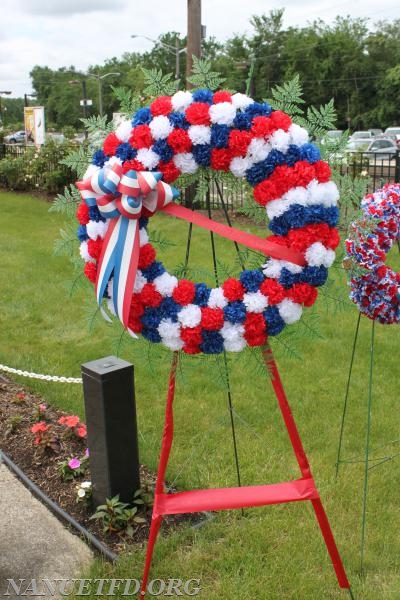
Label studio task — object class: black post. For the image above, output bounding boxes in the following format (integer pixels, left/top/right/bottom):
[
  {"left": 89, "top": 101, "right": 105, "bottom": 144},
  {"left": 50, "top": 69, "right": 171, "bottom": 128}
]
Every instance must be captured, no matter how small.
[
  {"left": 81, "top": 356, "right": 140, "bottom": 507},
  {"left": 395, "top": 149, "right": 400, "bottom": 183}
]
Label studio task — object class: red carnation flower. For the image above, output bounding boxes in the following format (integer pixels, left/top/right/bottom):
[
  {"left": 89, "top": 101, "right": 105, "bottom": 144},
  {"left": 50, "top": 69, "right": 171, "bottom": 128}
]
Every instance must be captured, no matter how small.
[
  {"left": 128, "top": 317, "right": 143, "bottom": 333},
  {"left": 254, "top": 179, "right": 279, "bottom": 206},
  {"left": 76, "top": 202, "right": 89, "bottom": 225},
  {"left": 228, "top": 130, "right": 252, "bottom": 157},
  {"left": 259, "top": 279, "right": 286, "bottom": 305},
  {"left": 130, "top": 295, "right": 145, "bottom": 318},
  {"left": 293, "top": 161, "right": 317, "bottom": 187},
  {"left": 129, "top": 125, "right": 153, "bottom": 149},
  {"left": 138, "top": 243, "right": 156, "bottom": 269},
  {"left": 87, "top": 237, "right": 103, "bottom": 261},
  {"left": 84, "top": 262, "right": 97, "bottom": 283},
  {"left": 244, "top": 313, "right": 267, "bottom": 346},
  {"left": 167, "top": 129, "right": 192, "bottom": 153},
  {"left": 103, "top": 132, "right": 122, "bottom": 156},
  {"left": 287, "top": 283, "right": 317, "bottom": 307},
  {"left": 213, "top": 91, "right": 232, "bottom": 103},
  {"left": 158, "top": 160, "right": 181, "bottom": 183},
  {"left": 200, "top": 307, "right": 224, "bottom": 330},
  {"left": 222, "top": 278, "right": 245, "bottom": 302},
  {"left": 181, "top": 325, "right": 202, "bottom": 345},
  {"left": 150, "top": 96, "right": 173, "bottom": 116},
  {"left": 210, "top": 148, "right": 232, "bottom": 171},
  {"left": 269, "top": 110, "right": 292, "bottom": 132},
  {"left": 251, "top": 116, "right": 274, "bottom": 138},
  {"left": 183, "top": 343, "right": 201, "bottom": 354},
  {"left": 122, "top": 158, "right": 145, "bottom": 172},
  {"left": 172, "top": 280, "right": 196, "bottom": 305},
  {"left": 185, "top": 102, "right": 211, "bottom": 125},
  {"left": 313, "top": 160, "right": 331, "bottom": 183},
  {"left": 139, "top": 283, "right": 162, "bottom": 307}
]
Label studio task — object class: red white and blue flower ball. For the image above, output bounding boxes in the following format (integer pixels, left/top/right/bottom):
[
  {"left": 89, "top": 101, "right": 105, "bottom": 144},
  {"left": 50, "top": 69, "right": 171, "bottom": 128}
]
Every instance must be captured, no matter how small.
[
  {"left": 345, "top": 183, "right": 400, "bottom": 324},
  {"left": 75, "top": 89, "right": 340, "bottom": 354}
]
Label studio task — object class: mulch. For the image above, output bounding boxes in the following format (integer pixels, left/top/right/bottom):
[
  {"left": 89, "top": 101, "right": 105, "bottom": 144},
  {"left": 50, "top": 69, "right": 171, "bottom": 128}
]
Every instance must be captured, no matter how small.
[{"left": 0, "top": 373, "right": 200, "bottom": 555}]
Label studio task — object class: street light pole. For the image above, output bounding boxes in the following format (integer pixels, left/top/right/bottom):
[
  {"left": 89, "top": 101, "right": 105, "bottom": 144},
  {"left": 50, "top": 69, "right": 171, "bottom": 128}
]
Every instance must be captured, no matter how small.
[
  {"left": 87, "top": 72, "right": 120, "bottom": 117},
  {"left": 0, "top": 91, "right": 12, "bottom": 126},
  {"left": 131, "top": 34, "right": 185, "bottom": 87}
]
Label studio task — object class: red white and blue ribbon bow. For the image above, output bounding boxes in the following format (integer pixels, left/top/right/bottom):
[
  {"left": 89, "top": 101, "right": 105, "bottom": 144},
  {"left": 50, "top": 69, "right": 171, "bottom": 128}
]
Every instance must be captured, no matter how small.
[{"left": 76, "top": 160, "right": 179, "bottom": 334}]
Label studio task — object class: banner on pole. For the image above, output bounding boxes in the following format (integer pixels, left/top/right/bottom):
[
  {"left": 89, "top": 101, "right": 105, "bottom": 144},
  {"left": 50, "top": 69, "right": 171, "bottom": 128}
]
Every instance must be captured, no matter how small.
[{"left": 24, "top": 106, "right": 45, "bottom": 145}]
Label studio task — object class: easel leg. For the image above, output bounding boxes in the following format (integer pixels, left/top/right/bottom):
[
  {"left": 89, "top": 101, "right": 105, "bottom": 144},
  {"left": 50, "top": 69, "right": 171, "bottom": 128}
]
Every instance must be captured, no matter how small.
[
  {"left": 263, "top": 343, "right": 351, "bottom": 589},
  {"left": 141, "top": 352, "right": 179, "bottom": 597},
  {"left": 360, "top": 320, "right": 375, "bottom": 574},
  {"left": 336, "top": 312, "right": 362, "bottom": 478}
]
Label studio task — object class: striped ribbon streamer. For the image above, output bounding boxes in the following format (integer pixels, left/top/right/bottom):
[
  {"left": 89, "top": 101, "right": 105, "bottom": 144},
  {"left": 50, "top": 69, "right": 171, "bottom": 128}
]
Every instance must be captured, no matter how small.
[{"left": 76, "top": 163, "right": 179, "bottom": 335}]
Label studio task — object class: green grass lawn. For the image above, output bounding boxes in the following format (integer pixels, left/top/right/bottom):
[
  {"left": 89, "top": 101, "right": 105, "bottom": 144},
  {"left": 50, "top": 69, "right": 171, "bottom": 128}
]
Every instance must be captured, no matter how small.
[{"left": 1, "top": 190, "right": 400, "bottom": 599}]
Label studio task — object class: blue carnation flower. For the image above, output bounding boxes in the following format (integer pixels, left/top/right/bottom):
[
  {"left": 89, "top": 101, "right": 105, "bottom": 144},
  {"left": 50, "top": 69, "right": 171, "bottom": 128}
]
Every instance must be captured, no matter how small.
[
  {"left": 267, "top": 149, "right": 286, "bottom": 167},
  {"left": 159, "top": 297, "right": 180, "bottom": 321},
  {"left": 300, "top": 143, "right": 320, "bottom": 163},
  {"left": 152, "top": 139, "right": 174, "bottom": 162},
  {"left": 264, "top": 306, "right": 285, "bottom": 336},
  {"left": 232, "top": 112, "right": 252, "bottom": 130},
  {"left": 200, "top": 330, "right": 224, "bottom": 354},
  {"left": 246, "top": 161, "right": 270, "bottom": 186},
  {"left": 141, "top": 261, "right": 166, "bottom": 282},
  {"left": 115, "top": 143, "right": 136, "bottom": 162},
  {"left": 132, "top": 107, "right": 151, "bottom": 126},
  {"left": 224, "top": 301, "right": 246, "bottom": 323},
  {"left": 210, "top": 124, "right": 230, "bottom": 148},
  {"left": 141, "top": 307, "right": 163, "bottom": 329},
  {"left": 92, "top": 149, "right": 106, "bottom": 167},
  {"left": 279, "top": 268, "right": 301, "bottom": 288},
  {"left": 239, "top": 269, "right": 265, "bottom": 292},
  {"left": 270, "top": 204, "right": 338, "bottom": 236},
  {"left": 139, "top": 217, "right": 149, "bottom": 229},
  {"left": 300, "top": 266, "right": 328, "bottom": 286},
  {"left": 88, "top": 206, "right": 106, "bottom": 223},
  {"left": 77, "top": 224, "right": 89, "bottom": 242},
  {"left": 194, "top": 283, "right": 211, "bottom": 306},
  {"left": 192, "top": 89, "right": 213, "bottom": 104},
  {"left": 168, "top": 112, "right": 189, "bottom": 129},
  {"left": 141, "top": 327, "right": 161, "bottom": 343},
  {"left": 244, "top": 102, "right": 272, "bottom": 119},
  {"left": 192, "top": 144, "right": 211, "bottom": 166},
  {"left": 285, "top": 145, "right": 302, "bottom": 167}
]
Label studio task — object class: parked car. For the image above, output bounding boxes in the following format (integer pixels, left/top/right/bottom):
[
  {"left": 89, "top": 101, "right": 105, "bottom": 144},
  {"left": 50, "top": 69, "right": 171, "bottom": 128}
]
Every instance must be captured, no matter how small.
[
  {"left": 384, "top": 127, "right": 400, "bottom": 145},
  {"left": 46, "top": 132, "right": 65, "bottom": 144},
  {"left": 364, "top": 137, "right": 398, "bottom": 160},
  {"left": 368, "top": 128, "right": 383, "bottom": 137},
  {"left": 348, "top": 130, "right": 373, "bottom": 142},
  {"left": 4, "top": 130, "right": 27, "bottom": 144},
  {"left": 346, "top": 139, "right": 370, "bottom": 153}
]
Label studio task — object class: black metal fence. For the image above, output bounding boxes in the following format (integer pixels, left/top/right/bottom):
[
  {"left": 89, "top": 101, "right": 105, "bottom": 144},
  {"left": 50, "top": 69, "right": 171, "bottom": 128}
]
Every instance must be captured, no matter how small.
[{"left": 1, "top": 143, "right": 399, "bottom": 206}]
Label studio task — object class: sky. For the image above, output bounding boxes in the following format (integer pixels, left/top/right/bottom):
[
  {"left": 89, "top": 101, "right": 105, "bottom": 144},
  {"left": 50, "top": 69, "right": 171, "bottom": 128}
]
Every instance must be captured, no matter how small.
[{"left": 1, "top": 0, "right": 399, "bottom": 98}]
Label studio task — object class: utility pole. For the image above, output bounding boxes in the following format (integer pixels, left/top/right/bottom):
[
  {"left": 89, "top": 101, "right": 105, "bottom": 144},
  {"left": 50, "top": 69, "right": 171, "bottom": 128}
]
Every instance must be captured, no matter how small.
[{"left": 186, "top": 0, "right": 202, "bottom": 85}]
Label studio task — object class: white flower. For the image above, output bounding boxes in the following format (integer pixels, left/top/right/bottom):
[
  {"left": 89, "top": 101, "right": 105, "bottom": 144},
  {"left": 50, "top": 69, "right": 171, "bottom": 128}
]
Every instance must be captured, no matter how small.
[
  {"left": 230, "top": 156, "right": 252, "bottom": 178},
  {"left": 208, "top": 287, "right": 228, "bottom": 309},
  {"left": 209, "top": 102, "right": 236, "bottom": 126},
  {"left": 136, "top": 148, "right": 159, "bottom": 169},
  {"left": 231, "top": 93, "right": 253, "bottom": 110},
  {"left": 173, "top": 152, "right": 198, "bottom": 174},
  {"left": 79, "top": 241, "right": 92, "bottom": 262},
  {"left": 139, "top": 228, "right": 149, "bottom": 247},
  {"left": 77, "top": 489, "right": 86, "bottom": 498},
  {"left": 153, "top": 273, "right": 178, "bottom": 296},
  {"left": 305, "top": 242, "right": 336, "bottom": 267},
  {"left": 86, "top": 220, "right": 108, "bottom": 240},
  {"left": 243, "top": 291, "right": 268, "bottom": 313},
  {"left": 278, "top": 299, "right": 302, "bottom": 324},
  {"left": 269, "top": 129, "right": 291, "bottom": 153},
  {"left": 133, "top": 270, "right": 146, "bottom": 293},
  {"left": 158, "top": 318, "right": 181, "bottom": 339},
  {"left": 288, "top": 123, "right": 309, "bottom": 146},
  {"left": 115, "top": 119, "right": 133, "bottom": 142},
  {"left": 188, "top": 125, "right": 211, "bottom": 145},
  {"left": 246, "top": 138, "right": 270, "bottom": 162},
  {"left": 149, "top": 115, "right": 173, "bottom": 140},
  {"left": 171, "top": 91, "right": 193, "bottom": 111},
  {"left": 178, "top": 304, "right": 202, "bottom": 327},
  {"left": 81, "top": 481, "right": 92, "bottom": 489}
]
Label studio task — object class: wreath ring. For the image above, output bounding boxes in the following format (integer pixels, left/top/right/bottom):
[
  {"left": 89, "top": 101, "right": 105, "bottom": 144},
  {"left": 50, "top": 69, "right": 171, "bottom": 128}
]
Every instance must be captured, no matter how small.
[
  {"left": 345, "top": 183, "right": 400, "bottom": 324},
  {"left": 75, "top": 89, "right": 340, "bottom": 354}
]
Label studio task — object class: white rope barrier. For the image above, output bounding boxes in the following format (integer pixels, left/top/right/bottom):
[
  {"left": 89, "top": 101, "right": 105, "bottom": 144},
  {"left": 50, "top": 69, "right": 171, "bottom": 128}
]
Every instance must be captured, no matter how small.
[{"left": 0, "top": 364, "right": 82, "bottom": 384}]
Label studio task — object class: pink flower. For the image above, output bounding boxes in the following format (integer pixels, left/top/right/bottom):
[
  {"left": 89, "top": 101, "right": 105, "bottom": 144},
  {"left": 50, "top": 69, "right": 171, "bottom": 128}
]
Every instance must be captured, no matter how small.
[
  {"left": 30, "top": 421, "right": 48, "bottom": 434},
  {"left": 39, "top": 403, "right": 46, "bottom": 412},
  {"left": 76, "top": 424, "right": 87, "bottom": 438},
  {"left": 84, "top": 448, "right": 89, "bottom": 458},
  {"left": 68, "top": 458, "right": 81, "bottom": 470},
  {"left": 58, "top": 415, "right": 80, "bottom": 428}
]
